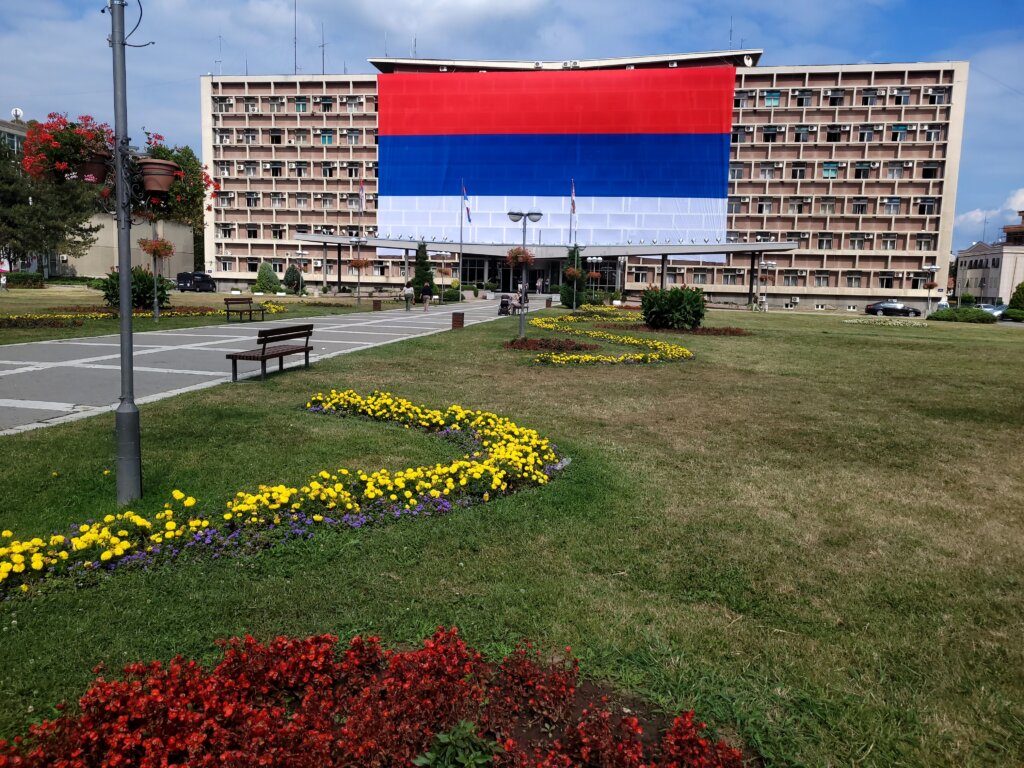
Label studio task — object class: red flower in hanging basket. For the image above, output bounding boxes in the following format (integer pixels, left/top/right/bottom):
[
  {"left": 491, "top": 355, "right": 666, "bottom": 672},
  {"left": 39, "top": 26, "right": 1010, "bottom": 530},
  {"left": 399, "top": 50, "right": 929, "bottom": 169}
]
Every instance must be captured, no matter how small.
[
  {"left": 564, "top": 267, "right": 582, "bottom": 280},
  {"left": 587, "top": 271, "right": 602, "bottom": 280},
  {"left": 924, "top": 280, "right": 938, "bottom": 290},
  {"left": 349, "top": 258, "right": 374, "bottom": 270},
  {"left": 137, "top": 237, "right": 175, "bottom": 259},
  {"left": 506, "top": 246, "right": 535, "bottom": 267}
]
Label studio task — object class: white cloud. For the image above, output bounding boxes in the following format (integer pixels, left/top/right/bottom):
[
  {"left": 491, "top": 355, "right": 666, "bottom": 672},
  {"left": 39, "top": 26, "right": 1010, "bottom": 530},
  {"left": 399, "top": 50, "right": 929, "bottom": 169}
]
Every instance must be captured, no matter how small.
[{"left": 955, "top": 187, "right": 1024, "bottom": 245}]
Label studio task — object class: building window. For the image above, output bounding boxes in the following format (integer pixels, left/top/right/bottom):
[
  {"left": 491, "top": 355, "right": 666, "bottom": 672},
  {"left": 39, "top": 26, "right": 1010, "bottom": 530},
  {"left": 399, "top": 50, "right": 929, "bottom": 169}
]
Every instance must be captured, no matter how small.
[
  {"left": 270, "top": 193, "right": 285, "bottom": 209},
  {"left": 243, "top": 162, "right": 257, "bottom": 177},
  {"left": 691, "top": 273, "right": 707, "bottom": 285},
  {"left": 322, "top": 162, "right": 335, "bottom": 178},
  {"left": 925, "top": 124, "right": 944, "bottom": 141},
  {"left": 883, "top": 197, "right": 901, "bottom": 215},
  {"left": 763, "top": 90, "right": 781, "bottom": 107},
  {"left": 815, "top": 274, "right": 829, "bottom": 287},
  {"left": 246, "top": 225, "right": 258, "bottom": 240},
  {"left": 881, "top": 235, "right": 897, "bottom": 250},
  {"left": 826, "top": 126, "right": 842, "bottom": 143},
  {"left": 293, "top": 130, "right": 309, "bottom": 145},
  {"left": 269, "top": 129, "right": 283, "bottom": 145},
  {"left": 858, "top": 126, "right": 874, "bottom": 142},
  {"left": 878, "top": 275, "right": 894, "bottom": 289},
  {"left": 242, "top": 131, "right": 257, "bottom": 145},
  {"left": 217, "top": 224, "right": 234, "bottom": 238},
  {"left": 818, "top": 233, "right": 835, "bottom": 250},
  {"left": 854, "top": 163, "right": 871, "bottom": 179},
  {"left": 922, "top": 162, "right": 941, "bottom": 179},
  {"left": 729, "top": 164, "right": 745, "bottom": 180},
  {"left": 348, "top": 195, "right": 361, "bottom": 210},
  {"left": 891, "top": 125, "right": 908, "bottom": 142},
  {"left": 347, "top": 164, "right": 361, "bottom": 179},
  {"left": 916, "top": 235, "right": 936, "bottom": 251},
  {"left": 346, "top": 130, "right": 360, "bottom": 146},
  {"left": 928, "top": 88, "right": 948, "bottom": 105},
  {"left": 247, "top": 261, "right": 259, "bottom": 273},
  {"left": 733, "top": 91, "right": 749, "bottom": 108},
  {"left": 731, "top": 129, "right": 746, "bottom": 145},
  {"left": 727, "top": 198, "right": 742, "bottom": 214},
  {"left": 793, "top": 126, "right": 812, "bottom": 143},
  {"left": 293, "top": 163, "right": 308, "bottom": 179},
  {"left": 788, "top": 198, "right": 806, "bottom": 214},
  {"left": 893, "top": 88, "right": 910, "bottom": 105},
  {"left": 820, "top": 198, "right": 836, "bottom": 214},
  {"left": 346, "top": 97, "right": 362, "bottom": 113},
  {"left": 849, "top": 234, "right": 866, "bottom": 249},
  {"left": 319, "top": 97, "right": 334, "bottom": 113},
  {"left": 917, "top": 198, "right": 937, "bottom": 215},
  {"left": 762, "top": 127, "right": 778, "bottom": 143},
  {"left": 295, "top": 96, "right": 308, "bottom": 113},
  {"left": 852, "top": 198, "right": 868, "bottom": 215},
  {"left": 269, "top": 163, "right": 283, "bottom": 177},
  {"left": 846, "top": 275, "right": 862, "bottom": 288},
  {"left": 791, "top": 164, "right": 806, "bottom": 180},
  {"left": 271, "top": 227, "right": 285, "bottom": 240},
  {"left": 319, "top": 130, "right": 334, "bottom": 146},
  {"left": 757, "top": 198, "right": 773, "bottom": 214},
  {"left": 295, "top": 193, "right": 309, "bottom": 209},
  {"left": 723, "top": 273, "right": 742, "bottom": 286},
  {"left": 828, "top": 89, "right": 845, "bottom": 106},
  {"left": 243, "top": 98, "right": 259, "bottom": 114},
  {"left": 320, "top": 195, "right": 334, "bottom": 210},
  {"left": 214, "top": 98, "right": 232, "bottom": 113},
  {"left": 886, "top": 163, "right": 904, "bottom": 179},
  {"left": 861, "top": 89, "right": 878, "bottom": 106},
  {"left": 215, "top": 130, "right": 231, "bottom": 145},
  {"left": 268, "top": 97, "right": 284, "bottom": 114},
  {"left": 822, "top": 163, "right": 839, "bottom": 180},
  {"left": 216, "top": 161, "right": 231, "bottom": 177},
  {"left": 759, "top": 165, "right": 776, "bottom": 180},
  {"left": 794, "top": 90, "right": 813, "bottom": 107},
  {"left": 245, "top": 192, "right": 259, "bottom": 208}
]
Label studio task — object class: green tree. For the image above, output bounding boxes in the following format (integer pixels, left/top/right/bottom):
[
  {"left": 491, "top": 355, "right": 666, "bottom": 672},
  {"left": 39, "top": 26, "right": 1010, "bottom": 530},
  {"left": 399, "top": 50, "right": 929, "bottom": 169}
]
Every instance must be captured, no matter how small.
[
  {"left": 0, "top": 145, "right": 99, "bottom": 269},
  {"left": 283, "top": 264, "right": 302, "bottom": 293},
  {"left": 411, "top": 242, "right": 435, "bottom": 297},
  {"left": 559, "top": 245, "right": 587, "bottom": 308},
  {"left": 1009, "top": 281, "right": 1024, "bottom": 311},
  {"left": 252, "top": 262, "right": 281, "bottom": 293}
]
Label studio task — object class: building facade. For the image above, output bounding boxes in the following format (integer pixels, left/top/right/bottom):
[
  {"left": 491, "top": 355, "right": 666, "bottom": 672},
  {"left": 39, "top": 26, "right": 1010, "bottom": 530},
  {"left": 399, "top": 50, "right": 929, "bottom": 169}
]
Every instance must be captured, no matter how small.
[
  {"left": 201, "top": 51, "right": 968, "bottom": 309},
  {"left": 954, "top": 212, "right": 1024, "bottom": 304}
]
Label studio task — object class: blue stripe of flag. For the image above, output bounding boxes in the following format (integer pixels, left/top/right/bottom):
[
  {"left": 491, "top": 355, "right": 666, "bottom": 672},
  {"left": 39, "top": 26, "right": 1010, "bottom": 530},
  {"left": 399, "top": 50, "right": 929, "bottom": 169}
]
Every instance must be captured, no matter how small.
[{"left": 379, "top": 133, "right": 730, "bottom": 198}]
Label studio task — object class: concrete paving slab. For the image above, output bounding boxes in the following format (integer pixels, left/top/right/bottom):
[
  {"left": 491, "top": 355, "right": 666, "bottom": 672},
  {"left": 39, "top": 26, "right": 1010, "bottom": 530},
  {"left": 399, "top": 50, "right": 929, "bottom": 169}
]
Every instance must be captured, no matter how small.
[
  {"left": 0, "top": 406, "right": 75, "bottom": 431},
  {"left": 0, "top": 342, "right": 126, "bottom": 365}
]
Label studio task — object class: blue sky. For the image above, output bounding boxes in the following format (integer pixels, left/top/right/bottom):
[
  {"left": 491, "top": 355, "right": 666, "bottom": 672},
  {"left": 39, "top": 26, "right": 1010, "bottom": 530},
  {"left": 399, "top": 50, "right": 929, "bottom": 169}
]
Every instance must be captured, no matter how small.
[{"left": 2, "top": 0, "right": 1022, "bottom": 252}]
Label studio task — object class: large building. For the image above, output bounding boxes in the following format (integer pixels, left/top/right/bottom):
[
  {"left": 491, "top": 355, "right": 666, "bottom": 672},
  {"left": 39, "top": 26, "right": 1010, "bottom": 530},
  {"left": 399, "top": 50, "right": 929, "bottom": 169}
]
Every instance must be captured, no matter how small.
[
  {"left": 955, "top": 212, "right": 1024, "bottom": 304},
  {"left": 200, "top": 50, "right": 968, "bottom": 310}
]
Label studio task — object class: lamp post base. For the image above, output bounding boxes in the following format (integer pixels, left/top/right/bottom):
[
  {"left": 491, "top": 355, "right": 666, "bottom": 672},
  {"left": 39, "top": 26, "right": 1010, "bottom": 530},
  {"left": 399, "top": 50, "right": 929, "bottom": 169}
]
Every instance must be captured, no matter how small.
[{"left": 115, "top": 402, "right": 142, "bottom": 504}]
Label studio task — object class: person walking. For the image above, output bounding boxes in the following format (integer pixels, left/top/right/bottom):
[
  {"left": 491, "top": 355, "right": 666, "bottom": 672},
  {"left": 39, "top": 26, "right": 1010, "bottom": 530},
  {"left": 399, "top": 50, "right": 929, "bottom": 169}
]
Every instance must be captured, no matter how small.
[
  {"left": 0, "top": 274, "right": 7, "bottom": 292},
  {"left": 420, "top": 281, "right": 433, "bottom": 312},
  {"left": 403, "top": 281, "right": 414, "bottom": 311}
]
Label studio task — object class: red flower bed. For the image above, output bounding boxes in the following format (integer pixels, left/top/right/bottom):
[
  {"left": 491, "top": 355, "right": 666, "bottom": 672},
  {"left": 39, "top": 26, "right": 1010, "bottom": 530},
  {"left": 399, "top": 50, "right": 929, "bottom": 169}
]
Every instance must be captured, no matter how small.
[
  {"left": 0, "top": 629, "right": 743, "bottom": 768},
  {"left": 504, "top": 338, "right": 601, "bottom": 352},
  {"left": 596, "top": 323, "right": 752, "bottom": 337}
]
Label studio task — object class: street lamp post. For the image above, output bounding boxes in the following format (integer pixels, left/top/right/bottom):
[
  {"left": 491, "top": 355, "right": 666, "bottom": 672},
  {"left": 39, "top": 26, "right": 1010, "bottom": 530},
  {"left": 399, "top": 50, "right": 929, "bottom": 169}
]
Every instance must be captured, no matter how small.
[
  {"left": 349, "top": 237, "right": 367, "bottom": 304},
  {"left": 926, "top": 264, "right": 939, "bottom": 315},
  {"left": 586, "top": 256, "right": 603, "bottom": 297},
  {"left": 295, "top": 250, "right": 309, "bottom": 296},
  {"left": 758, "top": 260, "right": 777, "bottom": 311},
  {"left": 507, "top": 210, "right": 542, "bottom": 339}
]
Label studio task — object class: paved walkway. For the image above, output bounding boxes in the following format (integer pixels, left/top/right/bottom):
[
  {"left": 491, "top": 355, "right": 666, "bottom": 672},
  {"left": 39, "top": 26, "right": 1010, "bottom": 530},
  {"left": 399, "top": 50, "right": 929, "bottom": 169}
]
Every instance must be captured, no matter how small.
[{"left": 0, "top": 300, "right": 529, "bottom": 436}]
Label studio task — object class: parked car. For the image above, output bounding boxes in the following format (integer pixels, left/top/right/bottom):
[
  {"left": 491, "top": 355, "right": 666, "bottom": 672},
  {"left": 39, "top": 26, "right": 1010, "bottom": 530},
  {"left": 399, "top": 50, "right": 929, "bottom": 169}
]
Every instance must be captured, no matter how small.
[
  {"left": 176, "top": 272, "right": 217, "bottom": 292},
  {"left": 864, "top": 299, "right": 922, "bottom": 317},
  {"left": 977, "top": 303, "right": 1008, "bottom": 318}
]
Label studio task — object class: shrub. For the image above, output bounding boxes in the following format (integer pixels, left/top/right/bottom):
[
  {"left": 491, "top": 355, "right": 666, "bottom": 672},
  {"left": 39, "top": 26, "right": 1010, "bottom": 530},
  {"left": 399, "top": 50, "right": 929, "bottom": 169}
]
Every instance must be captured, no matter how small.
[
  {"left": 6, "top": 272, "right": 45, "bottom": 289},
  {"left": 1009, "top": 281, "right": 1024, "bottom": 311},
  {"left": 442, "top": 287, "right": 462, "bottom": 302},
  {"left": 0, "top": 317, "right": 84, "bottom": 329},
  {"left": 1002, "top": 308, "right": 1024, "bottom": 322},
  {"left": 252, "top": 262, "right": 282, "bottom": 293},
  {"left": 99, "top": 265, "right": 172, "bottom": 309},
  {"left": 283, "top": 264, "right": 302, "bottom": 293},
  {"left": 959, "top": 292, "right": 976, "bottom": 306},
  {"left": 928, "top": 307, "right": 996, "bottom": 323},
  {"left": 641, "top": 286, "right": 706, "bottom": 330},
  {"left": 483, "top": 280, "right": 497, "bottom": 291}
]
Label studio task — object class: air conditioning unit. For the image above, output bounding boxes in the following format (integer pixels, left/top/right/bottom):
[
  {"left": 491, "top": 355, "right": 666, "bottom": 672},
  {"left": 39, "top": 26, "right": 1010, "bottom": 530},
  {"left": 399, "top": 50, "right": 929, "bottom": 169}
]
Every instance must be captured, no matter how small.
[
  {"left": 790, "top": 89, "right": 801, "bottom": 96},
  {"left": 841, "top": 124, "right": 852, "bottom": 131},
  {"left": 287, "top": 139, "right": 295, "bottom": 145},
  {"left": 791, "top": 296, "right": 800, "bottom": 303},
  {"left": 740, "top": 197, "right": 750, "bottom": 203},
  {"left": 668, "top": 61, "right": 678, "bottom": 68},
  {"left": 744, "top": 126, "right": 754, "bottom": 133},
  {"left": 799, "top": 232, "right": 810, "bottom": 239},
  {"left": 837, "top": 162, "right": 847, "bottom": 168},
  {"left": 313, "top": 193, "right": 324, "bottom": 199},
  {"left": 60, "top": 254, "right": 68, "bottom": 263},
  {"left": 903, "top": 161, "right": 913, "bottom": 168},
  {"left": 287, "top": 162, "right": 297, "bottom": 169},
  {"left": 570, "top": 60, "right": 580, "bottom": 68},
  {"left": 873, "top": 124, "right": 884, "bottom": 130},
  {"left": 889, "top": 89, "right": 900, "bottom": 95},
  {"left": 236, "top": 137, "right": 245, "bottom": 143},
  {"left": 870, "top": 162, "right": 879, "bottom": 168},
  {"left": 774, "top": 162, "right": 784, "bottom": 168},
  {"left": 313, "top": 259, "right": 322, "bottom": 267},
  {"left": 864, "top": 234, "right": 874, "bottom": 239},
  {"left": 803, "top": 197, "right": 812, "bottom": 203},
  {"left": 262, "top": 163, "right": 271, "bottom": 169},
  {"left": 235, "top": 163, "right": 245, "bottom": 170},
  {"left": 924, "top": 88, "right": 934, "bottom": 95},
  {"left": 533, "top": 61, "right": 543, "bottom": 69},
  {"left": 824, "top": 89, "right": 834, "bottom": 96},
  {"left": 798, "top": 270, "right": 807, "bottom": 276},
  {"left": 438, "top": 66, "right": 448, "bottom": 72},
  {"left": 561, "top": 61, "right": 572, "bottom": 68},
  {"left": 808, "top": 126, "right": 818, "bottom": 132},
  {"left": 906, "top": 124, "right": 918, "bottom": 130},
  {"left": 895, "top": 273, "right": 905, "bottom": 279}
]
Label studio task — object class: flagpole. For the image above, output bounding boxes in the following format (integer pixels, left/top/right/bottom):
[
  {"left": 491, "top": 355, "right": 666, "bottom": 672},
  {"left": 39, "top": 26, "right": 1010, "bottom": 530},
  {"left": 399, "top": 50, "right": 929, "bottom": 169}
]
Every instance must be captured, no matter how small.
[{"left": 459, "top": 178, "right": 464, "bottom": 303}]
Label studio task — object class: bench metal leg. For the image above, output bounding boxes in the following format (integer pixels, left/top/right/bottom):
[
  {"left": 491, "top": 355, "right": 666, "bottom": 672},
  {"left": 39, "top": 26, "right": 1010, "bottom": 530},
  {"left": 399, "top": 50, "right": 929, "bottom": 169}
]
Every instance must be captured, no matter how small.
[
  {"left": 278, "top": 356, "right": 284, "bottom": 373},
  {"left": 305, "top": 349, "right": 310, "bottom": 369},
  {"left": 231, "top": 359, "right": 238, "bottom": 382},
  {"left": 261, "top": 359, "right": 267, "bottom": 380}
]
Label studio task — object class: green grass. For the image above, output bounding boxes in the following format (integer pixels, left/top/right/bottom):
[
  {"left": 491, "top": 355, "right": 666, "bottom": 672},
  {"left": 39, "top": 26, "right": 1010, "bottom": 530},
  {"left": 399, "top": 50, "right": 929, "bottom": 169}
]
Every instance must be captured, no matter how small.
[
  {"left": 1, "top": 310, "right": 1023, "bottom": 767},
  {"left": 0, "top": 285, "right": 377, "bottom": 344}
]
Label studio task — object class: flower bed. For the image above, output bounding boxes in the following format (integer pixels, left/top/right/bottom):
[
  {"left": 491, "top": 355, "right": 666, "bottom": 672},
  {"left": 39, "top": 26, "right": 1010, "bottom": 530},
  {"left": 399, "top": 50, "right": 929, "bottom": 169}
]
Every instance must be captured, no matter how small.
[
  {"left": 596, "top": 324, "right": 752, "bottom": 337},
  {"left": 0, "top": 316, "right": 85, "bottom": 329},
  {"left": 529, "top": 315, "right": 694, "bottom": 365},
  {"left": 0, "top": 302, "right": 284, "bottom": 325},
  {"left": 1, "top": 391, "right": 564, "bottom": 597},
  {"left": 0, "top": 628, "right": 743, "bottom": 767},
  {"left": 503, "top": 337, "right": 601, "bottom": 352},
  {"left": 842, "top": 318, "right": 929, "bottom": 328}
]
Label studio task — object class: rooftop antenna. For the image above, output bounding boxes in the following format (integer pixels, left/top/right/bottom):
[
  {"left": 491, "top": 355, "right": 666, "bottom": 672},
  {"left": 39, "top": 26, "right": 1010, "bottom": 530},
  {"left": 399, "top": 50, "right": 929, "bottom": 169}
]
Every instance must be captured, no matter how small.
[
  {"left": 412, "top": 35, "right": 417, "bottom": 58},
  {"left": 384, "top": 31, "right": 388, "bottom": 57},
  {"left": 215, "top": 33, "right": 223, "bottom": 75},
  {"left": 293, "top": 0, "right": 297, "bottom": 75},
  {"left": 729, "top": 16, "right": 733, "bottom": 49},
  {"left": 982, "top": 215, "right": 988, "bottom": 242},
  {"left": 319, "top": 21, "right": 326, "bottom": 75},
  {"left": 244, "top": 53, "right": 248, "bottom": 76}
]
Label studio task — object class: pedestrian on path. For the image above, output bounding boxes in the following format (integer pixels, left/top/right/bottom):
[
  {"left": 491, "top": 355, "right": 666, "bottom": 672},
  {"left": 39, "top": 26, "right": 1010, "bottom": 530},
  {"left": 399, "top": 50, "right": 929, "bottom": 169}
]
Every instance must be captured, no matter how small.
[
  {"left": 420, "top": 282, "right": 433, "bottom": 311},
  {"left": 0, "top": 274, "right": 7, "bottom": 292},
  {"left": 403, "top": 281, "right": 414, "bottom": 311}
]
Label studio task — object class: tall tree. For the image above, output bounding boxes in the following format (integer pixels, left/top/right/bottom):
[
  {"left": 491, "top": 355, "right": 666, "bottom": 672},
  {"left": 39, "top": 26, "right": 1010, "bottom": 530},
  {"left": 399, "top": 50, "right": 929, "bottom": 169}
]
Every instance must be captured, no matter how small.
[{"left": 411, "top": 242, "right": 435, "bottom": 296}]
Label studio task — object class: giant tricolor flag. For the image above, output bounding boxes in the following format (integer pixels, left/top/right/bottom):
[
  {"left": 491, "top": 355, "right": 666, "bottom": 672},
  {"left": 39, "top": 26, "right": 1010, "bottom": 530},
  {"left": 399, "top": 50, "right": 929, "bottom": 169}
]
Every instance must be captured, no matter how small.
[{"left": 376, "top": 67, "right": 734, "bottom": 247}]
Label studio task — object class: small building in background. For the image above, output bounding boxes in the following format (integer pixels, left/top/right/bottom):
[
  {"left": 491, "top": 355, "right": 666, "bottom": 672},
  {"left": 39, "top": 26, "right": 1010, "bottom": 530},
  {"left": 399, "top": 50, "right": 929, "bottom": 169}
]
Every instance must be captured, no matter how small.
[{"left": 955, "top": 212, "right": 1024, "bottom": 304}]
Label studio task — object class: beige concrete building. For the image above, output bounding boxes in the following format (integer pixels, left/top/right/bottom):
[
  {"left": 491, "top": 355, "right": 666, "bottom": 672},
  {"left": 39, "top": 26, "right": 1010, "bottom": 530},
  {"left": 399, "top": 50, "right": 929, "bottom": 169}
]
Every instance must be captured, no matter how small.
[
  {"left": 200, "top": 51, "right": 968, "bottom": 310},
  {"left": 955, "top": 212, "right": 1024, "bottom": 304}
]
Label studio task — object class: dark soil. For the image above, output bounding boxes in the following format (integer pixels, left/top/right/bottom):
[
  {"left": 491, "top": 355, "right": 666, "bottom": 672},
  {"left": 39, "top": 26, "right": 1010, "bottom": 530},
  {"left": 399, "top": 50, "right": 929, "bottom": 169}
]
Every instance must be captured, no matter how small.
[
  {"left": 596, "top": 323, "right": 752, "bottom": 336},
  {"left": 504, "top": 337, "right": 601, "bottom": 351}
]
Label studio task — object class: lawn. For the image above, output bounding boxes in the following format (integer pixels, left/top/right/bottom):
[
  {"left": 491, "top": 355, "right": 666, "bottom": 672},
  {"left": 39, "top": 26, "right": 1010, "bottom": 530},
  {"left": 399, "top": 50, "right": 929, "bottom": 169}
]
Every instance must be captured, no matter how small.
[
  {"left": 0, "top": 284, "right": 378, "bottom": 344},
  {"left": 0, "top": 309, "right": 1022, "bottom": 766}
]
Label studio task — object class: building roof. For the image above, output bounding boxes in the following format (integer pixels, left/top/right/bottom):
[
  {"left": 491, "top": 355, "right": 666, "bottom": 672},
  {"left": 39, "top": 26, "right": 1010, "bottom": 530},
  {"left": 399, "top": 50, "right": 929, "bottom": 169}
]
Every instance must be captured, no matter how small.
[{"left": 369, "top": 50, "right": 763, "bottom": 74}]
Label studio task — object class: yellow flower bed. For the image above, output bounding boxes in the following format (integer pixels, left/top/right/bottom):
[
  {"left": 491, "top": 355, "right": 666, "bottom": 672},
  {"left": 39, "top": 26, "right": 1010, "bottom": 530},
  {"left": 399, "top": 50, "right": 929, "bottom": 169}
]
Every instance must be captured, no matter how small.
[
  {"left": 529, "top": 315, "right": 693, "bottom": 365},
  {"left": 1, "top": 391, "right": 561, "bottom": 596}
]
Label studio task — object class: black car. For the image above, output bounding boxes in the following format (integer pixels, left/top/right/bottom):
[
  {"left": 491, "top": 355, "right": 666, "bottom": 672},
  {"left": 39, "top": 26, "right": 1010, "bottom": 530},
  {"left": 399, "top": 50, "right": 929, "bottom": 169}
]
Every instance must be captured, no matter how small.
[
  {"left": 864, "top": 299, "right": 922, "bottom": 317},
  {"left": 176, "top": 272, "right": 217, "bottom": 292}
]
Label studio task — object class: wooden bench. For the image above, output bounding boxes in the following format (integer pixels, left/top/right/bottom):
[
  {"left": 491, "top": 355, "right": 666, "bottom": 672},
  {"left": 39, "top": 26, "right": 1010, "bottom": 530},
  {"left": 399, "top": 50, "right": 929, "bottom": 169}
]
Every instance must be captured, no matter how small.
[
  {"left": 226, "top": 324, "right": 314, "bottom": 382},
  {"left": 224, "top": 297, "right": 266, "bottom": 322}
]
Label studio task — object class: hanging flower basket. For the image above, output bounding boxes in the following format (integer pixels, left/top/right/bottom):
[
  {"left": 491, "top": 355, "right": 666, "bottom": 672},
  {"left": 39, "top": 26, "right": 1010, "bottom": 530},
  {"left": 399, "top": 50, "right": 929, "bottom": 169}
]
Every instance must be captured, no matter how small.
[
  {"left": 587, "top": 271, "right": 602, "bottom": 281},
  {"left": 924, "top": 280, "right": 938, "bottom": 290},
  {"left": 564, "top": 267, "right": 582, "bottom": 280},
  {"left": 349, "top": 258, "right": 373, "bottom": 270},
  {"left": 506, "top": 246, "right": 535, "bottom": 268},
  {"left": 80, "top": 149, "right": 112, "bottom": 184},
  {"left": 136, "top": 157, "right": 180, "bottom": 194},
  {"left": 138, "top": 237, "right": 175, "bottom": 259}
]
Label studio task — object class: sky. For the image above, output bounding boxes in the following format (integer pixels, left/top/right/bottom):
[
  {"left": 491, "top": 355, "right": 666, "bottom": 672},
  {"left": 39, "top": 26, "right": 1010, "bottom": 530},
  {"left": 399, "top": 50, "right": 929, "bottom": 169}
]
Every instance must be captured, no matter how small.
[{"left": 2, "top": 0, "right": 1022, "bottom": 253}]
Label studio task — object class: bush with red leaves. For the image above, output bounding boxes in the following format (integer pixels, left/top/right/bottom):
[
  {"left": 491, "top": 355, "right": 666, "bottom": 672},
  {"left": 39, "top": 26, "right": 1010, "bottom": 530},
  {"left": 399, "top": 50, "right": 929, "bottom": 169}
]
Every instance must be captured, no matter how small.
[
  {"left": 504, "top": 338, "right": 601, "bottom": 352},
  {"left": 0, "top": 629, "right": 744, "bottom": 768}
]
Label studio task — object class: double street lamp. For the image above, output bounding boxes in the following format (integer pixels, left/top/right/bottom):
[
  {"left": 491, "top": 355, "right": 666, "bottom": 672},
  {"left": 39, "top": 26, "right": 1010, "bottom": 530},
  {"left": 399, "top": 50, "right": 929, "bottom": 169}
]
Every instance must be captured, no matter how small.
[
  {"left": 925, "top": 264, "right": 940, "bottom": 315},
  {"left": 507, "top": 210, "right": 542, "bottom": 339},
  {"left": 586, "top": 256, "right": 603, "bottom": 293}
]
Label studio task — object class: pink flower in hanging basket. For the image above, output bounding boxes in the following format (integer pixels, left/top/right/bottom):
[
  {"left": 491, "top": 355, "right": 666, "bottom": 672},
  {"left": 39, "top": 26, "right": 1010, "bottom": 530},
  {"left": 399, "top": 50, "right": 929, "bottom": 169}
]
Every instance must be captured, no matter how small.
[{"left": 506, "top": 246, "right": 535, "bottom": 267}]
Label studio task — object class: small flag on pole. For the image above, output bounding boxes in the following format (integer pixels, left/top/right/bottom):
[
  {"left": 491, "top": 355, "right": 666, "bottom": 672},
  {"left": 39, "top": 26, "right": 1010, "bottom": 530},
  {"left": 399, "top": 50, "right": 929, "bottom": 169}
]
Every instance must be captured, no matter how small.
[
  {"left": 570, "top": 178, "right": 576, "bottom": 215},
  {"left": 359, "top": 177, "right": 366, "bottom": 214},
  {"left": 462, "top": 183, "right": 472, "bottom": 224}
]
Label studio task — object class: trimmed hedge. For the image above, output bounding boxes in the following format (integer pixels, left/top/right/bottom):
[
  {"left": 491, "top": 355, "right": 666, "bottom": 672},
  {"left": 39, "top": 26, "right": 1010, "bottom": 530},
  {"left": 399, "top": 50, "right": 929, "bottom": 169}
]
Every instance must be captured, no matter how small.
[
  {"left": 6, "top": 272, "right": 46, "bottom": 289},
  {"left": 927, "top": 307, "right": 997, "bottom": 324},
  {"left": 641, "top": 286, "right": 706, "bottom": 330},
  {"left": 1002, "top": 308, "right": 1024, "bottom": 322}
]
